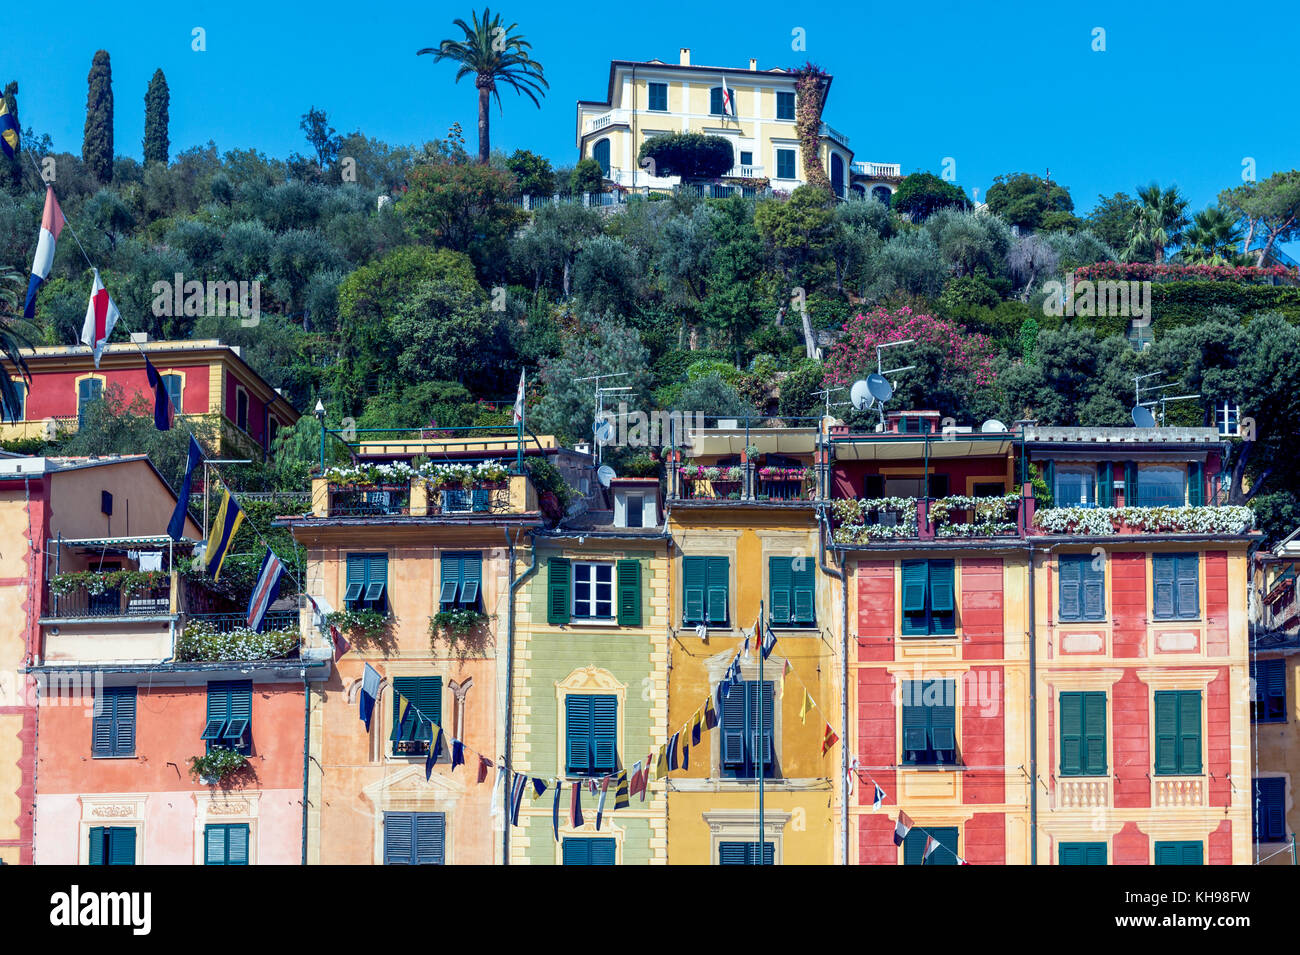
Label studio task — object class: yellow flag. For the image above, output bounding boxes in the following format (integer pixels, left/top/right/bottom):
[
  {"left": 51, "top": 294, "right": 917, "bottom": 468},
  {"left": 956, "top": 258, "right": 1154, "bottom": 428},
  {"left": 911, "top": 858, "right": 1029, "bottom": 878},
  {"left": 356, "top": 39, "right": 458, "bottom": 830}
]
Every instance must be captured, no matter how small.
[
  {"left": 653, "top": 744, "right": 668, "bottom": 780},
  {"left": 203, "top": 489, "right": 245, "bottom": 581},
  {"left": 800, "top": 689, "right": 814, "bottom": 725}
]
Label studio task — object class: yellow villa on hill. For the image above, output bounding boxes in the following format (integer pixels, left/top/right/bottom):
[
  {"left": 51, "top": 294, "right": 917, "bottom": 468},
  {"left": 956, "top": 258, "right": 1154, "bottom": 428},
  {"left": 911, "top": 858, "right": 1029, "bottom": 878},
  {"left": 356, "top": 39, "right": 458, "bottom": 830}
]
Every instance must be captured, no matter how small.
[{"left": 576, "top": 50, "right": 901, "bottom": 201}]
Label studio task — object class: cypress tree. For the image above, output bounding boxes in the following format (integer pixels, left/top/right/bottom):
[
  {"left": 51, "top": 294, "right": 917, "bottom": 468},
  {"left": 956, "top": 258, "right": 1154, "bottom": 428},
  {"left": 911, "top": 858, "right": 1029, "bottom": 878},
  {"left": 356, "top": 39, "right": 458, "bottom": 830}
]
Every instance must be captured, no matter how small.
[
  {"left": 83, "top": 49, "right": 114, "bottom": 184},
  {"left": 143, "top": 68, "right": 169, "bottom": 165},
  {"left": 0, "top": 81, "right": 20, "bottom": 195}
]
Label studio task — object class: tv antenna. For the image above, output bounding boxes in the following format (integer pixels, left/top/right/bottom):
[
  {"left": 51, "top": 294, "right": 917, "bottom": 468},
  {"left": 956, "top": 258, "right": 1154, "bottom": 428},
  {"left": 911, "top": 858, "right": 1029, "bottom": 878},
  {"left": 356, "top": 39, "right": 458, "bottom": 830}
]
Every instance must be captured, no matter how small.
[
  {"left": 812, "top": 385, "right": 848, "bottom": 418},
  {"left": 575, "top": 371, "right": 630, "bottom": 464},
  {"left": 866, "top": 339, "right": 916, "bottom": 428},
  {"left": 1132, "top": 373, "right": 1198, "bottom": 427}
]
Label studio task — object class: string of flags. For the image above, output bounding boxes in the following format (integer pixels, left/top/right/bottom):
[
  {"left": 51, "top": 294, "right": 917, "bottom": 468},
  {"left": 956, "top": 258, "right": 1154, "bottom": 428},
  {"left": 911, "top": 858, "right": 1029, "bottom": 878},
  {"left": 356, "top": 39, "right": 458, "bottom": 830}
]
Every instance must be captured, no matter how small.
[
  {"left": 845, "top": 757, "right": 969, "bottom": 864},
  {"left": 356, "top": 622, "right": 843, "bottom": 838}
]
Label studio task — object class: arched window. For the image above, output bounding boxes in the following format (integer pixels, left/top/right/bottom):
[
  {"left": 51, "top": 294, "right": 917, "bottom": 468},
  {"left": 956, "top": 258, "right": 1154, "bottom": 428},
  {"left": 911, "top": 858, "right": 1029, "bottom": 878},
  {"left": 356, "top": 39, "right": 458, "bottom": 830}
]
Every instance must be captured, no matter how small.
[
  {"left": 850, "top": 184, "right": 866, "bottom": 200},
  {"left": 830, "top": 154, "right": 845, "bottom": 198},
  {"left": 161, "top": 373, "right": 182, "bottom": 412},
  {"left": 872, "top": 185, "right": 892, "bottom": 208},
  {"left": 236, "top": 389, "right": 249, "bottom": 432},
  {"left": 77, "top": 377, "right": 103, "bottom": 427},
  {"left": 592, "top": 138, "right": 611, "bottom": 176}
]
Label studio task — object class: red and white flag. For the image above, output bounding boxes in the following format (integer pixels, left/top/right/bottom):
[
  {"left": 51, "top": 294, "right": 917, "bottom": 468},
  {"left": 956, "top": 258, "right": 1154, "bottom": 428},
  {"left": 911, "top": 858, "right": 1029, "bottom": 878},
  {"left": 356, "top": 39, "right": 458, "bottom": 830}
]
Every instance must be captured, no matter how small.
[
  {"left": 512, "top": 369, "right": 525, "bottom": 424},
  {"left": 80, "top": 269, "right": 120, "bottom": 368},
  {"left": 24, "top": 187, "right": 65, "bottom": 317},
  {"left": 923, "top": 835, "right": 940, "bottom": 862},
  {"left": 893, "top": 810, "right": 913, "bottom": 846},
  {"left": 720, "top": 76, "right": 736, "bottom": 117}
]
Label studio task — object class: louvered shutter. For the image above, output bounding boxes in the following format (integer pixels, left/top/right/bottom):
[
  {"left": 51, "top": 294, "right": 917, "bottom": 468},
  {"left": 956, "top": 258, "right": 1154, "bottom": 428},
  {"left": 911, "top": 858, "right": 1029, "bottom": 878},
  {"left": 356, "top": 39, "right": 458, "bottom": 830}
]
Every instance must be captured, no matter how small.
[
  {"left": 1058, "top": 557, "right": 1082, "bottom": 622},
  {"left": 566, "top": 696, "right": 592, "bottom": 774},
  {"left": 392, "top": 677, "right": 440, "bottom": 743},
  {"left": 415, "top": 813, "right": 445, "bottom": 864},
  {"left": 366, "top": 554, "right": 388, "bottom": 612},
  {"left": 89, "top": 827, "right": 106, "bottom": 865},
  {"left": 1175, "top": 554, "right": 1199, "bottom": 620},
  {"left": 1082, "top": 558, "right": 1105, "bottom": 621},
  {"left": 1177, "top": 691, "right": 1202, "bottom": 774},
  {"left": 1083, "top": 692, "right": 1107, "bottom": 775},
  {"left": 930, "top": 681, "right": 956, "bottom": 759},
  {"left": 547, "top": 557, "right": 571, "bottom": 625},
  {"left": 901, "top": 560, "right": 928, "bottom": 635},
  {"left": 749, "top": 682, "right": 774, "bottom": 771},
  {"left": 440, "top": 554, "right": 462, "bottom": 609},
  {"left": 1152, "top": 556, "right": 1176, "bottom": 619},
  {"left": 562, "top": 838, "right": 591, "bottom": 865},
  {"left": 113, "top": 688, "right": 136, "bottom": 757},
  {"left": 1264, "top": 659, "right": 1286, "bottom": 720},
  {"left": 721, "top": 687, "right": 746, "bottom": 768},
  {"left": 930, "top": 561, "right": 954, "bottom": 612},
  {"left": 1124, "top": 462, "right": 1137, "bottom": 506},
  {"left": 1260, "top": 778, "right": 1286, "bottom": 842},
  {"left": 1059, "top": 844, "right": 1082, "bottom": 865},
  {"left": 459, "top": 552, "right": 482, "bottom": 609},
  {"left": 683, "top": 556, "right": 706, "bottom": 625},
  {"left": 1060, "top": 693, "right": 1083, "bottom": 775},
  {"left": 383, "top": 812, "right": 414, "bottom": 864},
  {"left": 92, "top": 690, "right": 115, "bottom": 757},
  {"left": 769, "top": 557, "right": 792, "bottom": 624},
  {"left": 227, "top": 824, "right": 249, "bottom": 865},
  {"left": 902, "top": 682, "right": 928, "bottom": 762},
  {"left": 588, "top": 838, "right": 616, "bottom": 865},
  {"left": 1188, "top": 461, "right": 1204, "bottom": 506},
  {"left": 1097, "top": 461, "right": 1114, "bottom": 506},
  {"left": 792, "top": 558, "right": 814, "bottom": 624},
  {"left": 1084, "top": 843, "right": 1106, "bottom": 865},
  {"left": 108, "top": 827, "right": 135, "bottom": 865},
  {"left": 902, "top": 829, "right": 926, "bottom": 865},
  {"left": 706, "top": 556, "right": 729, "bottom": 625},
  {"left": 592, "top": 696, "right": 618, "bottom": 773},
  {"left": 1181, "top": 842, "right": 1203, "bottom": 865},
  {"left": 617, "top": 559, "right": 641, "bottom": 626},
  {"left": 205, "top": 825, "right": 226, "bottom": 864},
  {"left": 718, "top": 842, "right": 749, "bottom": 865},
  {"left": 1153, "top": 691, "right": 1179, "bottom": 773},
  {"left": 345, "top": 553, "right": 367, "bottom": 608}
]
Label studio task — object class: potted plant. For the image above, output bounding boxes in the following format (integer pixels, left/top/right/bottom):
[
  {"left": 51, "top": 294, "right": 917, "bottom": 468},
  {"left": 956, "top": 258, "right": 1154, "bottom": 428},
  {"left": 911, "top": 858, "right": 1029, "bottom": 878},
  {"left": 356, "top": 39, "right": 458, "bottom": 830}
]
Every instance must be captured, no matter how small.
[{"left": 189, "top": 745, "right": 248, "bottom": 784}]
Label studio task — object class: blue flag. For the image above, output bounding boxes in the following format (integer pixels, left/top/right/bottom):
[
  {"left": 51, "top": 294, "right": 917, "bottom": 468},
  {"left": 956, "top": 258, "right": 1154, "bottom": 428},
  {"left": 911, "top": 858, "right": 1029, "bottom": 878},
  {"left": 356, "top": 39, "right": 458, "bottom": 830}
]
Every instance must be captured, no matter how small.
[
  {"left": 144, "top": 357, "right": 173, "bottom": 431},
  {"left": 167, "top": 436, "right": 203, "bottom": 540},
  {"left": 451, "top": 738, "right": 465, "bottom": 771}
]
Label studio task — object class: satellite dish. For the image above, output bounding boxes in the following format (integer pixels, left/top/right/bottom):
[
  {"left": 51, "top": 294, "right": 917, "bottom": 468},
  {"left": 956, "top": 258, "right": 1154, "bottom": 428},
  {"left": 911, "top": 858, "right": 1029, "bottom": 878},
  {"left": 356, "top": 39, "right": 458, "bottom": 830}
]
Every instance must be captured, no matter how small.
[
  {"left": 850, "top": 380, "right": 874, "bottom": 411},
  {"left": 593, "top": 417, "right": 614, "bottom": 443},
  {"left": 981, "top": 419, "right": 1008, "bottom": 433},
  {"left": 866, "top": 373, "right": 893, "bottom": 403},
  {"left": 597, "top": 465, "right": 616, "bottom": 488},
  {"left": 1131, "top": 405, "right": 1156, "bottom": 428}
]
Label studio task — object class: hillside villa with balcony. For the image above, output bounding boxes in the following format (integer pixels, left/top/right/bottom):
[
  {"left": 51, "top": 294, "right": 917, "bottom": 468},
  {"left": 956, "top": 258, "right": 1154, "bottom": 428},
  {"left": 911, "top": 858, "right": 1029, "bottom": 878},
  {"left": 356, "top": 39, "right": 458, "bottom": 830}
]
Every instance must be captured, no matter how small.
[{"left": 575, "top": 50, "right": 902, "bottom": 201}]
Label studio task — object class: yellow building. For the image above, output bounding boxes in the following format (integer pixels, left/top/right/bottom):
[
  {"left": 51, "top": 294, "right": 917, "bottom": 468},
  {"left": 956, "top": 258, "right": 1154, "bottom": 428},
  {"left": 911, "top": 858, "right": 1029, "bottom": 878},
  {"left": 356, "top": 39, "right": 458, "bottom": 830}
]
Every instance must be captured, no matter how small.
[
  {"left": 576, "top": 50, "right": 900, "bottom": 201},
  {"left": 664, "top": 424, "right": 842, "bottom": 864}
]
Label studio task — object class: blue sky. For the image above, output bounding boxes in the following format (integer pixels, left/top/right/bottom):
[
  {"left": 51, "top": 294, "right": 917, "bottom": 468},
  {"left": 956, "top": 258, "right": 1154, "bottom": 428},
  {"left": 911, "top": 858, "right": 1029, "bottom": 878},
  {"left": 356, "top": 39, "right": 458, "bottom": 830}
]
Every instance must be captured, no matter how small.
[{"left": 7, "top": 0, "right": 1297, "bottom": 219}]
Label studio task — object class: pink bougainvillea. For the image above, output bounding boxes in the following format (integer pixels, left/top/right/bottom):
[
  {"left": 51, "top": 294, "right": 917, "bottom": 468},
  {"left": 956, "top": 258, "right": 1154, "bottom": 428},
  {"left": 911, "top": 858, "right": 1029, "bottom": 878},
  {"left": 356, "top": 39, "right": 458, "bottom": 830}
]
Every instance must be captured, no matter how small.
[
  {"left": 1073, "top": 262, "right": 1297, "bottom": 283},
  {"left": 824, "top": 306, "right": 998, "bottom": 389}
]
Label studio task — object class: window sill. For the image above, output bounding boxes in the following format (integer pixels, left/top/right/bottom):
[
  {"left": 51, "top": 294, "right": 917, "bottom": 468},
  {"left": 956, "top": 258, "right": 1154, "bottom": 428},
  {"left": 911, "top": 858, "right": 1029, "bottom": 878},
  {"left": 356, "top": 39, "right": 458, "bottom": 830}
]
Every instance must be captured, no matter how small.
[
  {"left": 899, "top": 763, "right": 964, "bottom": 771},
  {"left": 91, "top": 754, "right": 140, "bottom": 760},
  {"left": 566, "top": 618, "right": 620, "bottom": 628}
]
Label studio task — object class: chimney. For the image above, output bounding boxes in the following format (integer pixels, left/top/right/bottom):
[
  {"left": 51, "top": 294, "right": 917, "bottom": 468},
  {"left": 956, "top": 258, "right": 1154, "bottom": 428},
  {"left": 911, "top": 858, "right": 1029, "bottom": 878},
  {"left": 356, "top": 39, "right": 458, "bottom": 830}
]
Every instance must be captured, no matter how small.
[
  {"left": 749, "top": 58, "right": 757, "bottom": 70},
  {"left": 679, "top": 48, "right": 690, "bottom": 66}
]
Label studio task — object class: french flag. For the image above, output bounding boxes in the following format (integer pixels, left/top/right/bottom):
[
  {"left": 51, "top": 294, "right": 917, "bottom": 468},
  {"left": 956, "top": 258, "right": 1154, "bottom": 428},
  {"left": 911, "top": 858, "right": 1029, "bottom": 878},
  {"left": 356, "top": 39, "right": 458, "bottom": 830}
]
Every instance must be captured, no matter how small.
[
  {"left": 246, "top": 548, "right": 285, "bottom": 632},
  {"left": 893, "top": 810, "right": 914, "bottom": 846},
  {"left": 80, "top": 269, "right": 120, "bottom": 369},
  {"left": 24, "top": 187, "right": 65, "bottom": 317}
]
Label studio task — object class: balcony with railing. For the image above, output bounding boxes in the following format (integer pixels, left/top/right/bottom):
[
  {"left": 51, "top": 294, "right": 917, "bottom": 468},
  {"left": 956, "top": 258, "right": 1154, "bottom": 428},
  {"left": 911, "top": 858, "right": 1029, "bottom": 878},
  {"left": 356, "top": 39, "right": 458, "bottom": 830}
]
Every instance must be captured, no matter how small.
[
  {"left": 819, "top": 122, "right": 851, "bottom": 147},
  {"left": 1053, "top": 777, "right": 1111, "bottom": 811},
  {"left": 831, "top": 494, "right": 1028, "bottom": 545},
  {"left": 669, "top": 462, "right": 821, "bottom": 504},
  {"left": 850, "top": 161, "right": 902, "bottom": 179}
]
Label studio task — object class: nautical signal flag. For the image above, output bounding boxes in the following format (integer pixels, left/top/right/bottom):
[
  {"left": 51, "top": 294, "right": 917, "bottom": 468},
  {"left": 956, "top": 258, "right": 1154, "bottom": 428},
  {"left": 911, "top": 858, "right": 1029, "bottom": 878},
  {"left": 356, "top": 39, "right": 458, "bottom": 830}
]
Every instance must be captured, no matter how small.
[
  {"left": 360, "top": 663, "right": 381, "bottom": 732},
  {"left": 81, "top": 269, "right": 120, "bottom": 368},
  {"left": 246, "top": 548, "right": 285, "bottom": 632},
  {"left": 144, "top": 357, "right": 174, "bottom": 430},
  {"left": 822, "top": 722, "right": 839, "bottom": 755},
  {"left": 512, "top": 368, "right": 525, "bottom": 423},
  {"left": 893, "top": 811, "right": 914, "bottom": 846},
  {"left": 873, "top": 782, "right": 886, "bottom": 811},
  {"left": 613, "top": 771, "right": 630, "bottom": 810},
  {"left": 203, "top": 489, "right": 244, "bottom": 580},
  {"left": 0, "top": 97, "right": 18, "bottom": 158},
  {"left": 24, "top": 187, "right": 65, "bottom": 317},
  {"left": 799, "top": 689, "right": 814, "bottom": 724},
  {"left": 923, "top": 835, "right": 939, "bottom": 863}
]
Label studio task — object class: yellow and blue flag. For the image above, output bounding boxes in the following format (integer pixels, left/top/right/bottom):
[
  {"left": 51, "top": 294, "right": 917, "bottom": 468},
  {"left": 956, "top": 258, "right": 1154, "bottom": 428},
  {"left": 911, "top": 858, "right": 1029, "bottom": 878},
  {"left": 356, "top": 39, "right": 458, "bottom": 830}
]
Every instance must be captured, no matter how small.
[
  {"left": 0, "top": 98, "right": 18, "bottom": 159},
  {"left": 203, "top": 489, "right": 244, "bottom": 580}
]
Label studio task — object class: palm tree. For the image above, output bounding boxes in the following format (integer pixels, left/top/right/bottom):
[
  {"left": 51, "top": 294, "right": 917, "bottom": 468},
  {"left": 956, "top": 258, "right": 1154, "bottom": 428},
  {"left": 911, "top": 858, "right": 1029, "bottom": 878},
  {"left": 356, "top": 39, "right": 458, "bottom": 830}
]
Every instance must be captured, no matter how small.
[
  {"left": 418, "top": 9, "right": 547, "bottom": 165},
  {"left": 1179, "top": 205, "right": 1246, "bottom": 266},
  {"left": 0, "top": 267, "right": 33, "bottom": 422},
  {"left": 1123, "top": 183, "right": 1190, "bottom": 263}
]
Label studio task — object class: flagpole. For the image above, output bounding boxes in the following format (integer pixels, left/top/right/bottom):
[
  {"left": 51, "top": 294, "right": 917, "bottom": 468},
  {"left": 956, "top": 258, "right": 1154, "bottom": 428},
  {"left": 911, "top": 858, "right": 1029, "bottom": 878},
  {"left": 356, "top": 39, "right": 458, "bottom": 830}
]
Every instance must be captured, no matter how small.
[{"left": 758, "top": 601, "right": 765, "bottom": 865}]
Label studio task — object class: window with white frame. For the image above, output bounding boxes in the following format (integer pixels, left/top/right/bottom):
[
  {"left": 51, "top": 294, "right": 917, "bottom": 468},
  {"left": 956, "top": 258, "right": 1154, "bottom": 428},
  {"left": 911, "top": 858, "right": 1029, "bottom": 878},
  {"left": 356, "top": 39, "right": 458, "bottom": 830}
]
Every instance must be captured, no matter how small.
[
  {"left": 1054, "top": 466, "right": 1095, "bottom": 507},
  {"left": 572, "top": 562, "right": 614, "bottom": 620}
]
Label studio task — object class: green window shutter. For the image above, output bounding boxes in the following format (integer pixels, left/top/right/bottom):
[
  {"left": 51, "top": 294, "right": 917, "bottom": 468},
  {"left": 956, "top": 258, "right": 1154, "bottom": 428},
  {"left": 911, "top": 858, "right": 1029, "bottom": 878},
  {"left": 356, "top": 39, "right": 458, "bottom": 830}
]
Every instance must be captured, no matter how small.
[
  {"left": 107, "top": 826, "right": 135, "bottom": 865},
  {"left": 227, "top": 824, "right": 249, "bottom": 865},
  {"left": 930, "top": 682, "right": 956, "bottom": 760},
  {"left": 592, "top": 695, "right": 618, "bottom": 773},
  {"left": 383, "top": 812, "right": 415, "bottom": 864},
  {"left": 1153, "top": 691, "right": 1179, "bottom": 774},
  {"left": 1060, "top": 692, "right": 1083, "bottom": 775},
  {"left": 1058, "top": 556, "right": 1083, "bottom": 622},
  {"left": 459, "top": 552, "right": 481, "bottom": 609},
  {"left": 440, "top": 554, "right": 462, "bottom": 609},
  {"left": 1177, "top": 691, "right": 1202, "bottom": 774},
  {"left": 901, "top": 560, "right": 928, "bottom": 636},
  {"left": 1124, "top": 462, "right": 1137, "bottom": 505},
  {"left": 1044, "top": 460, "right": 1055, "bottom": 500},
  {"left": 769, "top": 557, "right": 792, "bottom": 624},
  {"left": 902, "top": 828, "right": 926, "bottom": 865},
  {"left": 792, "top": 558, "right": 815, "bottom": 624},
  {"left": 1059, "top": 841, "right": 1107, "bottom": 865},
  {"left": 566, "top": 696, "right": 593, "bottom": 774},
  {"left": 1097, "top": 461, "right": 1114, "bottom": 506},
  {"left": 901, "top": 681, "right": 928, "bottom": 764},
  {"left": 589, "top": 838, "right": 616, "bottom": 865},
  {"left": 365, "top": 554, "right": 388, "bottom": 612},
  {"left": 414, "top": 813, "right": 445, "bottom": 864},
  {"left": 1082, "top": 558, "right": 1105, "bottom": 621},
  {"left": 748, "top": 681, "right": 775, "bottom": 772},
  {"left": 92, "top": 691, "right": 114, "bottom": 757},
  {"left": 1152, "top": 556, "right": 1176, "bottom": 620},
  {"left": 720, "top": 687, "right": 747, "bottom": 769},
  {"left": 617, "top": 559, "right": 641, "bottom": 626},
  {"left": 89, "top": 826, "right": 106, "bottom": 865},
  {"left": 204, "top": 824, "right": 225, "bottom": 865},
  {"left": 1188, "top": 461, "right": 1204, "bottom": 506},
  {"left": 563, "top": 838, "right": 591, "bottom": 865},
  {"left": 929, "top": 560, "right": 954, "bottom": 633},
  {"left": 207, "top": 680, "right": 251, "bottom": 752},
  {"left": 706, "top": 556, "right": 729, "bottom": 625},
  {"left": 392, "top": 676, "right": 441, "bottom": 743},
  {"left": 113, "top": 688, "right": 136, "bottom": 757},
  {"left": 1175, "top": 554, "right": 1199, "bottom": 620},
  {"left": 345, "top": 553, "right": 367, "bottom": 608},
  {"left": 548, "top": 557, "right": 571, "bottom": 624},
  {"left": 1155, "top": 841, "right": 1202, "bottom": 865},
  {"left": 1083, "top": 692, "right": 1107, "bottom": 775},
  {"left": 683, "top": 556, "right": 706, "bottom": 625}
]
